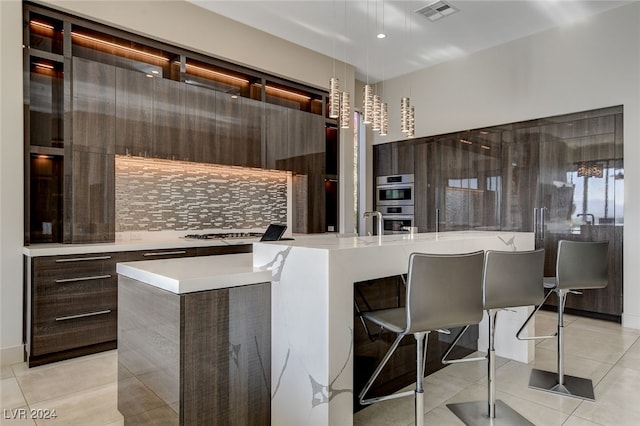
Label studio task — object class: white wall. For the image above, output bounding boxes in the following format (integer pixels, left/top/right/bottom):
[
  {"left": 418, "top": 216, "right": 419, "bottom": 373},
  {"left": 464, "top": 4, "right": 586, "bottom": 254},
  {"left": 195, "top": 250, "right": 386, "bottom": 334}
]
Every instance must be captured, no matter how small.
[
  {"left": 0, "top": 0, "right": 356, "bottom": 363},
  {"left": 0, "top": 0, "right": 26, "bottom": 364},
  {"left": 375, "top": 3, "right": 640, "bottom": 328}
]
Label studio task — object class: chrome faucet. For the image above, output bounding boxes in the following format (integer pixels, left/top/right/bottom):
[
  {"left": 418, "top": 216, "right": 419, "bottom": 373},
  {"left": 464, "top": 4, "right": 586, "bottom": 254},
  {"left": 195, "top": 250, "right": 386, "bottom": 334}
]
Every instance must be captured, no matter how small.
[
  {"left": 577, "top": 213, "right": 595, "bottom": 225},
  {"left": 363, "top": 211, "right": 384, "bottom": 239}
]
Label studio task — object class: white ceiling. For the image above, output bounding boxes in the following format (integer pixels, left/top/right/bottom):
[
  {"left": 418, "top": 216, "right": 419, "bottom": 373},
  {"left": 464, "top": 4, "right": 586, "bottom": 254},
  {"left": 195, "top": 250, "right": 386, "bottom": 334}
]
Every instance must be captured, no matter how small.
[{"left": 188, "top": 0, "right": 630, "bottom": 84}]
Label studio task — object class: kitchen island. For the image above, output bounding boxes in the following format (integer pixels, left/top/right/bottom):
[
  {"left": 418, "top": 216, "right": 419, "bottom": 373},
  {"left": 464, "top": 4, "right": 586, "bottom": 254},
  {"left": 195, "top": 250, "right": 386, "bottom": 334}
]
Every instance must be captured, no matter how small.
[
  {"left": 251, "top": 231, "right": 534, "bottom": 426},
  {"left": 116, "top": 254, "right": 272, "bottom": 425},
  {"left": 116, "top": 231, "right": 533, "bottom": 425}
]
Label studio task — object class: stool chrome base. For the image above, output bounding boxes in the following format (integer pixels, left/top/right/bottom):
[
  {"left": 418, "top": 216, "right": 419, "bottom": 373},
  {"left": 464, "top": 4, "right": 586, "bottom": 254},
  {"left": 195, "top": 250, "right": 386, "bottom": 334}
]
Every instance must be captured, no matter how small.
[
  {"left": 447, "top": 400, "right": 534, "bottom": 426},
  {"left": 529, "top": 368, "right": 595, "bottom": 401}
]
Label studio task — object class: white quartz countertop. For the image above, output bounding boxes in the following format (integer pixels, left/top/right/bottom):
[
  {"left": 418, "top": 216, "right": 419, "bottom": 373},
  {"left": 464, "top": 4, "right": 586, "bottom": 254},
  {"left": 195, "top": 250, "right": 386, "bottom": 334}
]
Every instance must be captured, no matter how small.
[
  {"left": 253, "top": 230, "right": 522, "bottom": 251},
  {"left": 116, "top": 253, "right": 271, "bottom": 294},
  {"left": 22, "top": 236, "right": 259, "bottom": 257}
]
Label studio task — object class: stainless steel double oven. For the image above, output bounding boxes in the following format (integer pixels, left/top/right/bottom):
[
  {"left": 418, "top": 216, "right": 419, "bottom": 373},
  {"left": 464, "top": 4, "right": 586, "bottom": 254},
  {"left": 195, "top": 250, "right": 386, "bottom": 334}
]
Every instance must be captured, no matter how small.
[{"left": 376, "top": 174, "right": 415, "bottom": 234}]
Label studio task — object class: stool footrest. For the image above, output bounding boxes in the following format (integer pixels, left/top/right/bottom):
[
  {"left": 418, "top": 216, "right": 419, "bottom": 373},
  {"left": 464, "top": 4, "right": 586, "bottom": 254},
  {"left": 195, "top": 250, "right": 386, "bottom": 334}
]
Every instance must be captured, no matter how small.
[
  {"left": 360, "top": 389, "right": 414, "bottom": 405},
  {"left": 528, "top": 368, "right": 595, "bottom": 401},
  {"left": 447, "top": 400, "right": 534, "bottom": 426}
]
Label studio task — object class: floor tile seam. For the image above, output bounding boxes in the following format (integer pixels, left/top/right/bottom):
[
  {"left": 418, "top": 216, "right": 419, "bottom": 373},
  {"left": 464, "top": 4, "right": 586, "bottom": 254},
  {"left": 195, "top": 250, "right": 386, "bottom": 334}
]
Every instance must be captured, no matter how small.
[
  {"left": 565, "top": 320, "right": 640, "bottom": 340},
  {"left": 534, "top": 341, "right": 626, "bottom": 366},
  {"left": 5, "top": 375, "right": 33, "bottom": 412},
  {"left": 11, "top": 351, "right": 116, "bottom": 378},
  {"left": 561, "top": 412, "right": 607, "bottom": 426},
  {"left": 24, "top": 380, "right": 116, "bottom": 408}
]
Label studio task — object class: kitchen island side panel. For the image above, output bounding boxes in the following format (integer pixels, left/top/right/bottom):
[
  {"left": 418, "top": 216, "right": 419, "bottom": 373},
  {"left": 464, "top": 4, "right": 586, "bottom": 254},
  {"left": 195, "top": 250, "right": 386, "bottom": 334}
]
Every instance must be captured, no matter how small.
[{"left": 118, "top": 274, "right": 271, "bottom": 425}]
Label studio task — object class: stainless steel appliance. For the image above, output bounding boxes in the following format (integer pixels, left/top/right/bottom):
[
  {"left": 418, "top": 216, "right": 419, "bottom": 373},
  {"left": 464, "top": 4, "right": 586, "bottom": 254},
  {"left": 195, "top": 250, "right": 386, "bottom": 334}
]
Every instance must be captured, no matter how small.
[
  {"left": 183, "top": 232, "right": 263, "bottom": 240},
  {"left": 376, "top": 174, "right": 415, "bottom": 234},
  {"left": 379, "top": 206, "right": 414, "bottom": 234},
  {"left": 376, "top": 174, "right": 414, "bottom": 206}
]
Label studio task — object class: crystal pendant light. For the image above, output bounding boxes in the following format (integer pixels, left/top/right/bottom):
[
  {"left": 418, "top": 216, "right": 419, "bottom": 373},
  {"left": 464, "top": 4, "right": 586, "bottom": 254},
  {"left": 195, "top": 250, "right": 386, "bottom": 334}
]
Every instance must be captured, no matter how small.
[
  {"left": 363, "top": 84, "right": 374, "bottom": 124},
  {"left": 400, "top": 97, "right": 410, "bottom": 133},
  {"left": 380, "top": 102, "right": 388, "bottom": 136},
  {"left": 372, "top": 95, "right": 381, "bottom": 131},
  {"left": 407, "top": 105, "right": 415, "bottom": 138},
  {"left": 329, "top": 77, "right": 340, "bottom": 119},
  {"left": 340, "top": 91, "right": 350, "bottom": 129}
]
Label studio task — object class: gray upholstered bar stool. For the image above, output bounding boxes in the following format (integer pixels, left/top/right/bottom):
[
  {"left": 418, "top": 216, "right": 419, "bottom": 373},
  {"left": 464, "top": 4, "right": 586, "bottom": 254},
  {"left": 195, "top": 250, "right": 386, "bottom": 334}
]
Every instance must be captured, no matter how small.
[
  {"left": 447, "top": 248, "right": 545, "bottom": 426},
  {"left": 525, "top": 240, "right": 609, "bottom": 401},
  {"left": 358, "top": 251, "right": 485, "bottom": 426}
]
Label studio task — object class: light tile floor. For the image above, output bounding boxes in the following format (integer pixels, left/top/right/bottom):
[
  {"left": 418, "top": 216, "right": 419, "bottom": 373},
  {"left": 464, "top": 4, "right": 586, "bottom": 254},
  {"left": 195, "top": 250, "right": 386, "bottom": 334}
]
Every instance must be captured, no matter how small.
[{"left": 1, "top": 311, "right": 639, "bottom": 425}]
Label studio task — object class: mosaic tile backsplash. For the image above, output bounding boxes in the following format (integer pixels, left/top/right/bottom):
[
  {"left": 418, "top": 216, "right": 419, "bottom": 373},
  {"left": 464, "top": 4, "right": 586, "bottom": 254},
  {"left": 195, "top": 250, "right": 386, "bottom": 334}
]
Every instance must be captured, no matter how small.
[{"left": 115, "top": 156, "right": 289, "bottom": 232}]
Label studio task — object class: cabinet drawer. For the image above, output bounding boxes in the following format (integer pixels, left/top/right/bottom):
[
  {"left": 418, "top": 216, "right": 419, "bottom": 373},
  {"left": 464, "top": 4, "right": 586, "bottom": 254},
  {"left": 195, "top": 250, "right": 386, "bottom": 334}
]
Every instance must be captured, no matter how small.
[
  {"left": 31, "top": 309, "right": 116, "bottom": 356},
  {"left": 32, "top": 252, "right": 126, "bottom": 284},
  {"left": 34, "top": 276, "right": 116, "bottom": 321}
]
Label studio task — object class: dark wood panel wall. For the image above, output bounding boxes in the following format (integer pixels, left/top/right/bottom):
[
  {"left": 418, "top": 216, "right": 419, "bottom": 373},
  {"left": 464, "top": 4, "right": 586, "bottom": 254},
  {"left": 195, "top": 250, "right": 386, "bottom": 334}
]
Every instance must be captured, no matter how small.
[
  {"left": 25, "top": 3, "right": 334, "bottom": 244},
  {"left": 374, "top": 106, "right": 624, "bottom": 320},
  {"left": 65, "top": 60, "right": 328, "bottom": 242}
]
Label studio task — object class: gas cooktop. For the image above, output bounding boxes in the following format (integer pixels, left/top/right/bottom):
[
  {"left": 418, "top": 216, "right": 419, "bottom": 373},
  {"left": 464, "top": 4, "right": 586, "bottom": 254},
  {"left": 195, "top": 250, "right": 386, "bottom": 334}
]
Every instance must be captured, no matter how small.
[{"left": 183, "top": 232, "right": 263, "bottom": 240}]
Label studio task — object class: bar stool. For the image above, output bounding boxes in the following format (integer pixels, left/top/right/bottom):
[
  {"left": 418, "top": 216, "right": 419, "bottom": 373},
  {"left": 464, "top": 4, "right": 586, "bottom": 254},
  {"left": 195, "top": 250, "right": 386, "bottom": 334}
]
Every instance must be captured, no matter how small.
[
  {"left": 525, "top": 240, "right": 609, "bottom": 401},
  {"left": 358, "top": 251, "right": 485, "bottom": 426},
  {"left": 447, "top": 249, "right": 545, "bottom": 426}
]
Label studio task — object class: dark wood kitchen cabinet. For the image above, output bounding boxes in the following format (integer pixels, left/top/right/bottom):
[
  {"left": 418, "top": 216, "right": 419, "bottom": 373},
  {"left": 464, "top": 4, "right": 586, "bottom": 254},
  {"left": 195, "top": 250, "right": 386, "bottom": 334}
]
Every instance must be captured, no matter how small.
[
  {"left": 69, "top": 58, "right": 116, "bottom": 243},
  {"left": 264, "top": 103, "right": 289, "bottom": 170},
  {"left": 186, "top": 84, "right": 217, "bottom": 163},
  {"left": 153, "top": 77, "right": 188, "bottom": 160},
  {"left": 26, "top": 252, "right": 125, "bottom": 366},
  {"left": 411, "top": 106, "right": 623, "bottom": 320},
  {"left": 115, "top": 67, "right": 154, "bottom": 157},
  {"left": 25, "top": 244, "right": 253, "bottom": 367},
  {"left": 71, "top": 57, "right": 116, "bottom": 154},
  {"left": 215, "top": 94, "right": 262, "bottom": 168},
  {"left": 373, "top": 141, "right": 414, "bottom": 177}
]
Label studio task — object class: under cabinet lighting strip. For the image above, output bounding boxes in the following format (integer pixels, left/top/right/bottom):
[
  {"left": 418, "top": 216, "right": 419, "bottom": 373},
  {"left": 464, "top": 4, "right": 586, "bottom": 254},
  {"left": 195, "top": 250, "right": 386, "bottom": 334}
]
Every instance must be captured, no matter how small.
[
  {"left": 71, "top": 32, "right": 170, "bottom": 62},
  {"left": 30, "top": 20, "right": 54, "bottom": 31},
  {"left": 265, "top": 85, "right": 311, "bottom": 100},
  {"left": 56, "top": 310, "right": 111, "bottom": 321},
  {"left": 184, "top": 63, "right": 250, "bottom": 83},
  {"left": 34, "top": 62, "right": 54, "bottom": 70}
]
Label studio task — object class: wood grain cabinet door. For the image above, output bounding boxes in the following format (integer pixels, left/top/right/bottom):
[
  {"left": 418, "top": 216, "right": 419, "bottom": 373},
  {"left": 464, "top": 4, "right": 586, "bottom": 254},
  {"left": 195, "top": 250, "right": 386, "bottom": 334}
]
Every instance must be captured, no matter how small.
[
  {"left": 72, "top": 57, "right": 115, "bottom": 154},
  {"left": 70, "top": 57, "right": 116, "bottom": 243},
  {"left": 185, "top": 84, "right": 217, "bottom": 163},
  {"left": 264, "top": 103, "right": 289, "bottom": 170},
  {"left": 115, "top": 67, "right": 153, "bottom": 157},
  {"left": 153, "top": 77, "right": 186, "bottom": 160}
]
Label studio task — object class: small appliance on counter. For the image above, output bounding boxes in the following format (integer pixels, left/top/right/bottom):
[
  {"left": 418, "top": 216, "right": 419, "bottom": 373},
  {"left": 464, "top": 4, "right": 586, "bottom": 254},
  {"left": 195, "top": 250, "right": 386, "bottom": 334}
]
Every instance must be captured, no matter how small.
[{"left": 260, "top": 224, "right": 289, "bottom": 241}]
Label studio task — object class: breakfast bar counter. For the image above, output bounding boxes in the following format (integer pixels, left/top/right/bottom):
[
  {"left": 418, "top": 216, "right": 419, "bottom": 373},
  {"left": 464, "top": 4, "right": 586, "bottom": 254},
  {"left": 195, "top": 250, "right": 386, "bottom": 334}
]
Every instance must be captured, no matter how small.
[{"left": 252, "top": 231, "right": 534, "bottom": 426}]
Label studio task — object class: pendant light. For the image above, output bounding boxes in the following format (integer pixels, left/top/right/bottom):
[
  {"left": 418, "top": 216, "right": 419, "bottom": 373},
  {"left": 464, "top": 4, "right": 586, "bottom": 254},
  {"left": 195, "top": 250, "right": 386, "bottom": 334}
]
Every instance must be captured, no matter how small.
[
  {"left": 380, "top": 101, "right": 388, "bottom": 135},
  {"left": 329, "top": 77, "right": 340, "bottom": 118},
  {"left": 400, "top": 97, "right": 410, "bottom": 133},
  {"left": 328, "top": 0, "right": 340, "bottom": 119},
  {"left": 407, "top": 105, "right": 415, "bottom": 138},
  {"left": 339, "top": 0, "right": 350, "bottom": 128},
  {"left": 363, "top": 84, "right": 374, "bottom": 124},
  {"left": 340, "top": 91, "right": 351, "bottom": 128},
  {"left": 400, "top": 1, "right": 416, "bottom": 135},
  {"left": 372, "top": 94, "right": 381, "bottom": 131}
]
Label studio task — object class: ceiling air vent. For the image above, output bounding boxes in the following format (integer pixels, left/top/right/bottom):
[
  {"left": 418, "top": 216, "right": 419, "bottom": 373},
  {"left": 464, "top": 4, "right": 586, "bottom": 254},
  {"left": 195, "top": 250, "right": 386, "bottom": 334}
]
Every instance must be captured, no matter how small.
[{"left": 415, "top": 0, "right": 459, "bottom": 22}]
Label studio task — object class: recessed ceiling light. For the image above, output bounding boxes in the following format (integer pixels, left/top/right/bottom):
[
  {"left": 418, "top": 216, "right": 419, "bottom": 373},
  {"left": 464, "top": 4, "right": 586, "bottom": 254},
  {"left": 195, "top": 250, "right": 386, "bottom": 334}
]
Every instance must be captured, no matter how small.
[
  {"left": 377, "top": 33, "right": 386, "bottom": 39},
  {"left": 151, "top": 70, "right": 160, "bottom": 75}
]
